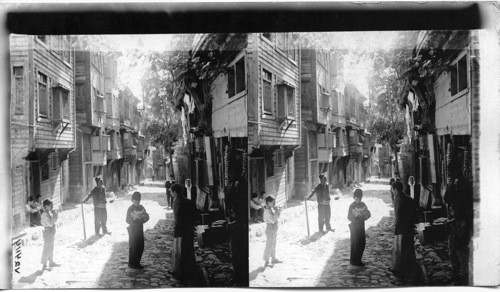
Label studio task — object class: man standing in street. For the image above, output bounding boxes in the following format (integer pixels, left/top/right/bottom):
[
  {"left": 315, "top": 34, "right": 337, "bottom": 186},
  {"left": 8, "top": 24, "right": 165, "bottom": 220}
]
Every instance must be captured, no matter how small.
[
  {"left": 306, "top": 174, "right": 333, "bottom": 234},
  {"left": 82, "top": 177, "right": 110, "bottom": 237}
]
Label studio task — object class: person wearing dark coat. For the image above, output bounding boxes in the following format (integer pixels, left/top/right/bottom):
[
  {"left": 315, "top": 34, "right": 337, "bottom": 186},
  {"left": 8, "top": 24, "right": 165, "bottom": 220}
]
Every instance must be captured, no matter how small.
[
  {"left": 126, "top": 192, "right": 150, "bottom": 270},
  {"left": 391, "top": 181, "right": 419, "bottom": 280},
  {"left": 169, "top": 183, "right": 197, "bottom": 280},
  {"left": 348, "top": 189, "right": 371, "bottom": 266}
]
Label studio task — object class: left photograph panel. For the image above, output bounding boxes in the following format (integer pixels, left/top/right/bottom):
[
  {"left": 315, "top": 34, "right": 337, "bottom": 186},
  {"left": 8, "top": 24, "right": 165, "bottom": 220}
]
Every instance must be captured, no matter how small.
[{"left": 9, "top": 34, "right": 249, "bottom": 288}]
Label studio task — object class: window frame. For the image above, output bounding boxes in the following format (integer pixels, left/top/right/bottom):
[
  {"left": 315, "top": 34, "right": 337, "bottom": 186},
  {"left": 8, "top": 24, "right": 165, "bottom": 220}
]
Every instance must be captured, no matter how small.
[
  {"left": 262, "top": 68, "right": 274, "bottom": 116},
  {"left": 261, "top": 33, "right": 274, "bottom": 46},
  {"left": 12, "top": 65, "right": 25, "bottom": 115},
  {"left": 276, "top": 149, "right": 284, "bottom": 169},
  {"left": 449, "top": 48, "right": 469, "bottom": 100},
  {"left": 52, "top": 85, "right": 71, "bottom": 123},
  {"left": 35, "top": 35, "right": 49, "bottom": 49},
  {"left": 227, "top": 51, "right": 247, "bottom": 100},
  {"left": 50, "top": 35, "right": 62, "bottom": 58},
  {"left": 62, "top": 35, "right": 72, "bottom": 67},
  {"left": 319, "top": 84, "right": 330, "bottom": 110},
  {"left": 277, "top": 83, "right": 296, "bottom": 120},
  {"left": 37, "top": 71, "right": 49, "bottom": 119},
  {"left": 276, "top": 33, "right": 287, "bottom": 55}
]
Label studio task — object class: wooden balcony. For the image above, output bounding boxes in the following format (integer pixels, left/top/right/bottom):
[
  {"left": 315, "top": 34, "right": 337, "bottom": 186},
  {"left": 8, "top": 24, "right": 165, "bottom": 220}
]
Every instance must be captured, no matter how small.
[
  {"left": 318, "top": 148, "right": 333, "bottom": 163},
  {"left": 349, "top": 144, "right": 362, "bottom": 154},
  {"left": 107, "top": 148, "right": 122, "bottom": 160},
  {"left": 121, "top": 118, "right": 131, "bottom": 129},
  {"left": 92, "top": 151, "right": 107, "bottom": 165},
  {"left": 106, "top": 116, "right": 120, "bottom": 129},
  {"left": 123, "top": 146, "right": 137, "bottom": 157},
  {"left": 332, "top": 146, "right": 348, "bottom": 157},
  {"left": 137, "top": 149, "right": 144, "bottom": 159}
]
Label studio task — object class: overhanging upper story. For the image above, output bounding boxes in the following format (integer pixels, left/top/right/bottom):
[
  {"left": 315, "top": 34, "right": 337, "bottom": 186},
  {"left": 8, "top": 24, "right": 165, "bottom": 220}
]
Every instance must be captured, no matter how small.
[
  {"left": 249, "top": 33, "right": 301, "bottom": 148},
  {"left": 10, "top": 34, "right": 76, "bottom": 151}
]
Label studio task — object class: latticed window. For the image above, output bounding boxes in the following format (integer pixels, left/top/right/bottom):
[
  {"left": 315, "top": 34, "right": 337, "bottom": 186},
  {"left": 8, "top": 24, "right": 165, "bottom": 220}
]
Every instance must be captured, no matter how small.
[
  {"left": 450, "top": 53, "right": 468, "bottom": 96},
  {"left": 277, "top": 84, "right": 295, "bottom": 119},
  {"left": 13, "top": 66, "right": 24, "bottom": 115},
  {"left": 262, "top": 69, "right": 273, "bottom": 113},
  {"left": 38, "top": 72, "right": 48, "bottom": 117},
  {"left": 228, "top": 54, "right": 246, "bottom": 99}
]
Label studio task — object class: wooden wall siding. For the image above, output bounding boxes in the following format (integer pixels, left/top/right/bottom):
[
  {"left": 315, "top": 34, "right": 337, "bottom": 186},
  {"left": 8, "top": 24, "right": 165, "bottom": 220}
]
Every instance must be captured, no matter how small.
[
  {"left": 10, "top": 35, "right": 33, "bottom": 228},
  {"left": 68, "top": 130, "right": 84, "bottom": 200},
  {"left": 31, "top": 36, "right": 76, "bottom": 149},
  {"left": 286, "top": 156, "right": 295, "bottom": 201},
  {"left": 210, "top": 72, "right": 248, "bottom": 138},
  {"left": 300, "top": 49, "right": 320, "bottom": 123},
  {"left": 317, "top": 64, "right": 330, "bottom": 124},
  {"left": 40, "top": 153, "right": 62, "bottom": 209},
  {"left": 265, "top": 165, "right": 287, "bottom": 207},
  {"left": 246, "top": 34, "right": 258, "bottom": 121},
  {"left": 75, "top": 51, "right": 92, "bottom": 126},
  {"left": 254, "top": 36, "right": 300, "bottom": 147},
  {"left": 470, "top": 31, "right": 480, "bottom": 203}
]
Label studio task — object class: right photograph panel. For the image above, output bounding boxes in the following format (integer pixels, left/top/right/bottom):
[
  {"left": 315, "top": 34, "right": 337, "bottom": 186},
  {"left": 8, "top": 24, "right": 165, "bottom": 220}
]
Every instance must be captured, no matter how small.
[{"left": 247, "top": 30, "right": 477, "bottom": 287}]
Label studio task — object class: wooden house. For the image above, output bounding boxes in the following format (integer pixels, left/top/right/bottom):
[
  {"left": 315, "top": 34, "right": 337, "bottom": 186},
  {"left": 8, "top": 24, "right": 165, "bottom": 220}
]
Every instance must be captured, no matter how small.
[
  {"left": 247, "top": 33, "right": 301, "bottom": 207},
  {"left": 328, "top": 53, "right": 350, "bottom": 189},
  {"left": 344, "top": 83, "right": 368, "bottom": 184},
  {"left": 295, "top": 48, "right": 335, "bottom": 197},
  {"left": 10, "top": 34, "right": 76, "bottom": 230},
  {"left": 69, "top": 50, "right": 109, "bottom": 199},
  {"left": 103, "top": 55, "right": 122, "bottom": 191},
  {"left": 119, "top": 88, "right": 141, "bottom": 185}
]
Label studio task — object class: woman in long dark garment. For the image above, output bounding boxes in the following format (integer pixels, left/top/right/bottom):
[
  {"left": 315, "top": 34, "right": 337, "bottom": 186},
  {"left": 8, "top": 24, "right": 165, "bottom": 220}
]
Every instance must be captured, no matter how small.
[
  {"left": 169, "top": 183, "right": 197, "bottom": 280},
  {"left": 348, "top": 189, "right": 371, "bottom": 266},
  {"left": 126, "top": 192, "right": 150, "bottom": 269},
  {"left": 391, "top": 181, "right": 419, "bottom": 281}
]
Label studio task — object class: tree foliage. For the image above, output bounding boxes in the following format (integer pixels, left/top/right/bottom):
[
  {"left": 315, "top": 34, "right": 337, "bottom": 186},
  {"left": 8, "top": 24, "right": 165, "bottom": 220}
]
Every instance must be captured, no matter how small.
[
  {"left": 138, "top": 34, "right": 195, "bottom": 151},
  {"left": 366, "top": 32, "right": 419, "bottom": 149}
]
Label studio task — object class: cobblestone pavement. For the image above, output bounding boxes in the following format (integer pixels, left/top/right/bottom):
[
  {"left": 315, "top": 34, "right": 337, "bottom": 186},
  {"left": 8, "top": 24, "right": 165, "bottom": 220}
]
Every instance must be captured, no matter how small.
[
  {"left": 249, "top": 178, "right": 452, "bottom": 287},
  {"left": 12, "top": 180, "right": 237, "bottom": 288}
]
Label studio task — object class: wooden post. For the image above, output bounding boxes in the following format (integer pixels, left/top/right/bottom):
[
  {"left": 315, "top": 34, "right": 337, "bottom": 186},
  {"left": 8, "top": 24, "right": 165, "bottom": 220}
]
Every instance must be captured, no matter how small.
[
  {"left": 305, "top": 199, "right": 310, "bottom": 237},
  {"left": 81, "top": 203, "right": 86, "bottom": 241}
]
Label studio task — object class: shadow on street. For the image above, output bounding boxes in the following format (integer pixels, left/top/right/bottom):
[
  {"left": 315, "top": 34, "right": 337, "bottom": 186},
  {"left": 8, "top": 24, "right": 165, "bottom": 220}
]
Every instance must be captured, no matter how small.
[
  {"left": 95, "top": 218, "right": 204, "bottom": 288},
  {"left": 249, "top": 266, "right": 266, "bottom": 282},
  {"left": 18, "top": 269, "right": 45, "bottom": 284},
  {"left": 296, "top": 231, "right": 328, "bottom": 246}
]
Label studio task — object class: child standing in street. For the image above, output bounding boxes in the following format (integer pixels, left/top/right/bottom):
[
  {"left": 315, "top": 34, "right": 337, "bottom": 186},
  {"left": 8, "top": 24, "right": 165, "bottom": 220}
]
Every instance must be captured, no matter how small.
[
  {"left": 348, "top": 189, "right": 371, "bottom": 267},
  {"left": 41, "top": 199, "right": 59, "bottom": 270},
  {"left": 263, "top": 196, "right": 282, "bottom": 267},
  {"left": 126, "top": 192, "right": 150, "bottom": 269}
]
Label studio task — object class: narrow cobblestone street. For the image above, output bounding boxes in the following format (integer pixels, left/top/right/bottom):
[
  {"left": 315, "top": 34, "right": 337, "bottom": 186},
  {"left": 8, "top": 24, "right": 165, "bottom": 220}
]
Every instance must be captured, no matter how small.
[
  {"left": 249, "top": 177, "right": 451, "bottom": 287},
  {"left": 12, "top": 181, "right": 236, "bottom": 288}
]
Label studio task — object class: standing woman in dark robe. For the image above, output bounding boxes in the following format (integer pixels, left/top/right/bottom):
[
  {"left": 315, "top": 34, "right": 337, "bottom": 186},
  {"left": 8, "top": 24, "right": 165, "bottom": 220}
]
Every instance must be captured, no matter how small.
[
  {"left": 348, "top": 189, "right": 371, "bottom": 266},
  {"left": 126, "top": 192, "right": 149, "bottom": 269},
  {"left": 391, "top": 181, "right": 419, "bottom": 280},
  {"left": 169, "top": 183, "right": 197, "bottom": 280}
]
